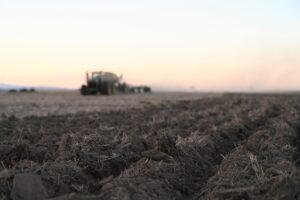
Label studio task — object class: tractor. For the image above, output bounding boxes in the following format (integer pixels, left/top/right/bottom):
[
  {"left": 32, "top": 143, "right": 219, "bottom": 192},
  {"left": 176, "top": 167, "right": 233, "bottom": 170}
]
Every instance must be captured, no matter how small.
[
  {"left": 80, "top": 71, "right": 152, "bottom": 95},
  {"left": 80, "top": 71, "right": 119, "bottom": 95}
]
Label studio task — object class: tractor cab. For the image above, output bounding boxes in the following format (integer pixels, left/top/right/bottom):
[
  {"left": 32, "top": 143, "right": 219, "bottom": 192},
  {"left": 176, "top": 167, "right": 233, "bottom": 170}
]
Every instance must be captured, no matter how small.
[
  {"left": 91, "top": 72, "right": 103, "bottom": 81},
  {"left": 86, "top": 72, "right": 103, "bottom": 93}
]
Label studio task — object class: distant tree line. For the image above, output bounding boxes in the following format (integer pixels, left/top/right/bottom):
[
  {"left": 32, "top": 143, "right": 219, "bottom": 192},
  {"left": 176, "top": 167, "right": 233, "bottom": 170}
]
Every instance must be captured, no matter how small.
[{"left": 8, "top": 88, "right": 36, "bottom": 93}]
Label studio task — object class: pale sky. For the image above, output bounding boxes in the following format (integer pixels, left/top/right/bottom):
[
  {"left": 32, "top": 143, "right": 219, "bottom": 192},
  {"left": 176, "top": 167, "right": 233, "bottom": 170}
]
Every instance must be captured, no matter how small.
[{"left": 0, "top": 0, "right": 299, "bottom": 91}]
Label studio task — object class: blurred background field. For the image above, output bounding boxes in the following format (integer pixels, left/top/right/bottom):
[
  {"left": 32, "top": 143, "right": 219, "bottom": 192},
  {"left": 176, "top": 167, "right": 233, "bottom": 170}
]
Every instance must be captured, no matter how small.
[{"left": 0, "top": 91, "right": 219, "bottom": 118}]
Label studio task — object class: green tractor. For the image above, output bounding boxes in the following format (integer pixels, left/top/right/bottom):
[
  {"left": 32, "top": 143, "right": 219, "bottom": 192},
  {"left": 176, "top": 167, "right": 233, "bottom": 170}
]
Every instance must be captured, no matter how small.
[
  {"left": 80, "top": 71, "right": 119, "bottom": 95},
  {"left": 80, "top": 71, "right": 152, "bottom": 95}
]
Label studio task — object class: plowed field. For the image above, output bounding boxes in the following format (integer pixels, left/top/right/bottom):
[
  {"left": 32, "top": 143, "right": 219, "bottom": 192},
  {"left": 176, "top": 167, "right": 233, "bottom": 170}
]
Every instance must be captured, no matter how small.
[{"left": 0, "top": 93, "right": 300, "bottom": 200}]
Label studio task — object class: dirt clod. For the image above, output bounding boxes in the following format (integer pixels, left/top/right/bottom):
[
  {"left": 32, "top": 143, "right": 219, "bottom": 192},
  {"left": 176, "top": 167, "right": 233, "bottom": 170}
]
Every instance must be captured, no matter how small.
[{"left": 10, "top": 173, "right": 48, "bottom": 200}]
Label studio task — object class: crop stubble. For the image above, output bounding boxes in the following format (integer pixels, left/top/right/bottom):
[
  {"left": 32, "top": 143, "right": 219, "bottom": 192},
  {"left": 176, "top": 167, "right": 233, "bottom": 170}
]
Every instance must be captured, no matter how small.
[{"left": 0, "top": 93, "right": 299, "bottom": 200}]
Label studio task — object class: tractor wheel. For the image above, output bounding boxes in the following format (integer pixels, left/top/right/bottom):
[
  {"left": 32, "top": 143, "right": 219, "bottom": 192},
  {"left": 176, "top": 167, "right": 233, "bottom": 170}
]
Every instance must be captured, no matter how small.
[
  {"left": 107, "top": 85, "right": 112, "bottom": 95},
  {"left": 90, "top": 91, "right": 98, "bottom": 95},
  {"left": 101, "top": 83, "right": 115, "bottom": 95},
  {"left": 101, "top": 82, "right": 109, "bottom": 95},
  {"left": 110, "top": 84, "right": 115, "bottom": 95},
  {"left": 80, "top": 85, "right": 88, "bottom": 95}
]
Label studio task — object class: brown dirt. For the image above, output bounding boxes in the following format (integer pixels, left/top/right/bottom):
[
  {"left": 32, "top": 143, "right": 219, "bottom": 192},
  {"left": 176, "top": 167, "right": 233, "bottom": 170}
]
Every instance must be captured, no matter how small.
[{"left": 0, "top": 94, "right": 300, "bottom": 200}]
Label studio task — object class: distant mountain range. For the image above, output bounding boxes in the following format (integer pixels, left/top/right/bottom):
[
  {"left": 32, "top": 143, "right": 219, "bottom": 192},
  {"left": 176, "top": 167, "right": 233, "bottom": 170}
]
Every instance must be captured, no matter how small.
[{"left": 0, "top": 83, "right": 69, "bottom": 91}]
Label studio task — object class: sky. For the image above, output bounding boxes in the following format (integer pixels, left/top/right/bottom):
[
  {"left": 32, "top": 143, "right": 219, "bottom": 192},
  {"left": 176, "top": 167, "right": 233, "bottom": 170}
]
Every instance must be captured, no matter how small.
[{"left": 0, "top": 0, "right": 299, "bottom": 91}]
